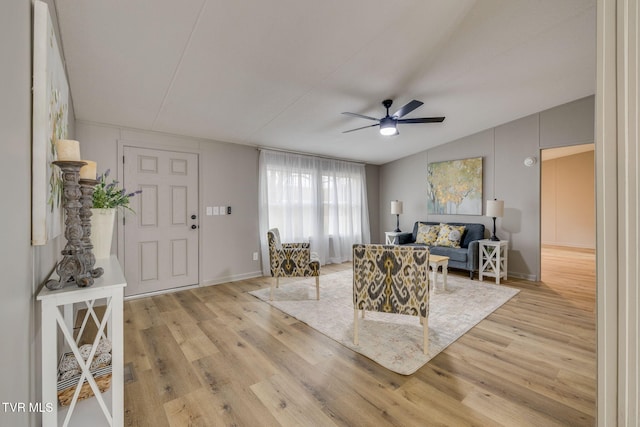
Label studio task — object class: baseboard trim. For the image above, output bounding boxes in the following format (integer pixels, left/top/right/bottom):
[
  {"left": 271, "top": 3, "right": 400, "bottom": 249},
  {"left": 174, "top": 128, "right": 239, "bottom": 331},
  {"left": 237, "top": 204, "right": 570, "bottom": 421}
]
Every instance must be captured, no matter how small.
[
  {"left": 506, "top": 271, "right": 537, "bottom": 281},
  {"left": 199, "top": 271, "right": 264, "bottom": 287},
  {"left": 542, "top": 243, "right": 596, "bottom": 253},
  {"left": 124, "top": 284, "right": 201, "bottom": 300},
  {"left": 541, "top": 242, "right": 595, "bottom": 251},
  {"left": 124, "top": 271, "right": 265, "bottom": 300}
]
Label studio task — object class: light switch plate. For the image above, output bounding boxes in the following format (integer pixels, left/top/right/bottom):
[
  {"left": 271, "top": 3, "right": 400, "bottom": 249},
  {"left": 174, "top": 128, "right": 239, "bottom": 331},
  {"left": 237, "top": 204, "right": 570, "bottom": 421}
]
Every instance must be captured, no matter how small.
[
  {"left": 219, "top": 206, "right": 226, "bottom": 215},
  {"left": 206, "top": 206, "right": 213, "bottom": 216},
  {"left": 213, "top": 206, "right": 219, "bottom": 215}
]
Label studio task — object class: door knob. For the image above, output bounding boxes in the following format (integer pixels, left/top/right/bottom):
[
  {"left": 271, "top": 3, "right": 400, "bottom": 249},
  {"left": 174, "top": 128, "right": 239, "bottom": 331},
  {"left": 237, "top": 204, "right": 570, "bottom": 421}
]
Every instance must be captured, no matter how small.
[
  {"left": 191, "top": 214, "right": 197, "bottom": 220},
  {"left": 191, "top": 224, "right": 197, "bottom": 229}
]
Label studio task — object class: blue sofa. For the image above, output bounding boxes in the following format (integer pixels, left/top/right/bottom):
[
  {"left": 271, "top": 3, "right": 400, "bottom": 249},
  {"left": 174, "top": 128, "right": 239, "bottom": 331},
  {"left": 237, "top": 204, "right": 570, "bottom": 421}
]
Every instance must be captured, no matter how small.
[{"left": 396, "top": 221, "right": 485, "bottom": 279}]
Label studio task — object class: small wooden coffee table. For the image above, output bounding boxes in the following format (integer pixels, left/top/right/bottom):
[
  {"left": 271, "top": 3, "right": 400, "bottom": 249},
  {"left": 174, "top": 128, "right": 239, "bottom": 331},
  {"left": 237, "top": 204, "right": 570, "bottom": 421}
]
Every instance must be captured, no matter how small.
[{"left": 428, "top": 254, "right": 449, "bottom": 291}]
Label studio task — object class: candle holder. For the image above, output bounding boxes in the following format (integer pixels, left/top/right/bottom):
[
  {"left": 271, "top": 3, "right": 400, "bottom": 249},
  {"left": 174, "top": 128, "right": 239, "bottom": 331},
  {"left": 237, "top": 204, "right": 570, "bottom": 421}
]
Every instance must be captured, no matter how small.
[
  {"left": 79, "top": 178, "right": 104, "bottom": 280},
  {"left": 45, "top": 161, "right": 94, "bottom": 290}
]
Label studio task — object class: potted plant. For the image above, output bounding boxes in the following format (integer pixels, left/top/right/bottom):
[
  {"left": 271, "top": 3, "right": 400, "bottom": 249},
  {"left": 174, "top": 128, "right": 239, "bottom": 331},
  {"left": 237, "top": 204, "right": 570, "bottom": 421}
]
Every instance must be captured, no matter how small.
[{"left": 91, "top": 170, "right": 141, "bottom": 259}]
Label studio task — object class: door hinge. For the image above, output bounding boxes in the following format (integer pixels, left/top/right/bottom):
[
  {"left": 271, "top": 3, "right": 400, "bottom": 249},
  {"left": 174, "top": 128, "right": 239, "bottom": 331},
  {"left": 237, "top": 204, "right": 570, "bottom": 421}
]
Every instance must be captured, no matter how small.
[
  {"left": 123, "top": 217, "right": 125, "bottom": 226},
  {"left": 123, "top": 155, "right": 125, "bottom": 164}
]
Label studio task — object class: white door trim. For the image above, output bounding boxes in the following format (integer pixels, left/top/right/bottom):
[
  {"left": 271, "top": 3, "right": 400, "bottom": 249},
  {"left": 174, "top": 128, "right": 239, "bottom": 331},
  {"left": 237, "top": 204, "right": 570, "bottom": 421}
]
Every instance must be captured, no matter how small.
[
  {"left": 116, "top": 139, "right": 202, "bottom": 291},
  {"left": 596, "top": 0, "right": 640, "bottom": 425}
]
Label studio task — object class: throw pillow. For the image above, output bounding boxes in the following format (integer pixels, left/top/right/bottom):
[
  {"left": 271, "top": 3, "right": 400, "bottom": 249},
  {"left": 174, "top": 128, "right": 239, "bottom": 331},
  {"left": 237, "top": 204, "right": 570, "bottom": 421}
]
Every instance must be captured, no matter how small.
[
  {"left": 415, "top": 223, "right": 440, "bottom": 245},
  {"left": 435, "top": 224, "right": 466, "bottom": 248}
]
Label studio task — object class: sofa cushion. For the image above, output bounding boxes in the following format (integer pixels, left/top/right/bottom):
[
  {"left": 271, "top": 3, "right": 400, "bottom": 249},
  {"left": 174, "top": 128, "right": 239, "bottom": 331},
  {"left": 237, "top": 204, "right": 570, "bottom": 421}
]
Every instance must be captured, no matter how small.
[
  {"left": 413, "top": 221, "right": 485, "bottom": 249},
  {"left": 415, "top": 223, "right": 440, "bottom": 245},
  {"left": 405, "top": 221, "right": 485, "bottom": 274},
  {"left": 429, "top": 246, "right": 468, "bottom": 263},
  {"left": 457, "top": 223, "right": 484, "bottom": 248},
  {"left": 435, "top": 224, "right": 466, "bottom": 248}
]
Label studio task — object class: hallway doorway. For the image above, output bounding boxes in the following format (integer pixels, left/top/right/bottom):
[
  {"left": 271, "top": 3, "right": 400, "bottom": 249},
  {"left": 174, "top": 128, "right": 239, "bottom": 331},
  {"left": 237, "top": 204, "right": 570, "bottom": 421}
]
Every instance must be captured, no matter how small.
[{"left": 540, "top": 143, "right": 596, "bottom": 310}]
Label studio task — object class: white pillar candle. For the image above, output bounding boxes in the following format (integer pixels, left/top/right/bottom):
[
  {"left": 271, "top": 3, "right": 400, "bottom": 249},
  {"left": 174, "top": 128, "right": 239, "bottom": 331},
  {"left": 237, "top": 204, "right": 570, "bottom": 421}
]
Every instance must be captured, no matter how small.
[
  {"left": 80, "top": 161, "right": 97, "bottom": 180},
  {"left": 55, "top": 139, "right": 81, "bottom": 161}
]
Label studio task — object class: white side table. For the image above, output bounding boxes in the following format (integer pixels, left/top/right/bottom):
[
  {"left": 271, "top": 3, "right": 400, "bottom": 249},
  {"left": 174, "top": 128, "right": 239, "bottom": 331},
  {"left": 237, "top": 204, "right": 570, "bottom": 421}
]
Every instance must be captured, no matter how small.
[
  {"left": 37, "top": 255, "right": 126, "bottom": 427},
  {"left": 478, "top": 239, "right": 509, "bottom": 284},
  {"left": 428, "top": 254, "right": 449, "bottom": 291},
  {"left": 385, "top": 231, "right": 402, "bottom": 245}
]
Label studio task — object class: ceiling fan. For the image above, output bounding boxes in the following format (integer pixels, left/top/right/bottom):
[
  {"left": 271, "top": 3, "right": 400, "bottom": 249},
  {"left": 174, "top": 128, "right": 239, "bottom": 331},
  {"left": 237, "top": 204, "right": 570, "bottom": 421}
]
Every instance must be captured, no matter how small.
[{"left": 342, "top": 99, "right": 445, "bottom": 136}]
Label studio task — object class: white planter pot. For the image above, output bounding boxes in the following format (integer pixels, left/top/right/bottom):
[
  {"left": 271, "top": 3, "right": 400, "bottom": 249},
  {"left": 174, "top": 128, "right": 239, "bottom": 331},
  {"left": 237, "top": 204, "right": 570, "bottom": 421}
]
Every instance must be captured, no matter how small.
[{"left": 90, "top": 208, "right": 116, "bottom": 259}]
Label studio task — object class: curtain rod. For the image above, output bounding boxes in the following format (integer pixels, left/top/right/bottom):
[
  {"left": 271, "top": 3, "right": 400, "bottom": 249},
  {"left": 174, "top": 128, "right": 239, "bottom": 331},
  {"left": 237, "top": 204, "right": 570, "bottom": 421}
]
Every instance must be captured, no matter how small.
[{"left": 257, "top": 146, "right": 367, "bottom": 166}]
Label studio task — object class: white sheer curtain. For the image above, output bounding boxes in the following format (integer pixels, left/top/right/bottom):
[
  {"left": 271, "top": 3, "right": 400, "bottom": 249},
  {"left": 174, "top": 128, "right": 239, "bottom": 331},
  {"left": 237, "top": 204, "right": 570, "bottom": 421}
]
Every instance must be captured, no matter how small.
[{"left": 259, "top": 150, "right": 370, "bottom": 274}]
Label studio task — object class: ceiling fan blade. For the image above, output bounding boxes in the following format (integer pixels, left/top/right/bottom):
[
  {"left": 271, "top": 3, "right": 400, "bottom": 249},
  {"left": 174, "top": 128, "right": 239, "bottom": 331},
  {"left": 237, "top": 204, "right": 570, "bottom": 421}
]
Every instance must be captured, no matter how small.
[
  {"left": 397, "top": 117, "right": 446, "bottom": 124},
  {"left": 392, "top": 100, "right": 424, "bottom": 119},
  {"left": 341, "top": 112, "right": 379, "bottom": 121},
  {"left": 342, "top": 123, "right": 379, "bottom": 133}
]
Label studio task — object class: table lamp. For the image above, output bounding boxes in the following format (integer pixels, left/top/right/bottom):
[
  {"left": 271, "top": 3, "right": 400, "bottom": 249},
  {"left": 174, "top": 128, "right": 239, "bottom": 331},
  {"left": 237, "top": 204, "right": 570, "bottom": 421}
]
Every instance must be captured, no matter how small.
[
  {"left": 486, "top": 199, "right": 504, "bottom": 241},
  {"left": 391, "top": 200, "right": 403, "bottom": 232}
]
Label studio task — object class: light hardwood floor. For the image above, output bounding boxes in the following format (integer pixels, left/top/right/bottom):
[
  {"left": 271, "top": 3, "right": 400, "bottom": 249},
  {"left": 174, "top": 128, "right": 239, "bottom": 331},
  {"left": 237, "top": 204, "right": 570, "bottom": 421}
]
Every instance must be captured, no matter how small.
[{"left": 123, "top": 246, "right": 596, "bottom": 426}]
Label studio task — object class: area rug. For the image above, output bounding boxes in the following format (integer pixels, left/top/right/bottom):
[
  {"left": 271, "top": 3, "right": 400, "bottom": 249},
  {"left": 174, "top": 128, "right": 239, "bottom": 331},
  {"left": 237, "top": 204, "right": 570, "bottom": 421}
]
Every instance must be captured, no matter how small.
[{"left": 248, "top": 271, "right": 519, "bottom": 375}]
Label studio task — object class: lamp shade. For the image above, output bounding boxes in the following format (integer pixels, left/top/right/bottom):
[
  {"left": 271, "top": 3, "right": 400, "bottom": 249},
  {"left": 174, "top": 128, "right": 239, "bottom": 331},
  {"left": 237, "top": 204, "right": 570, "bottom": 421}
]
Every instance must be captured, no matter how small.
[
  {"left": 486, "top": 199, "right": 504, "bottom": 218},
  {"left": 390, "top": 200, "right": 403, "bottom": 215}
]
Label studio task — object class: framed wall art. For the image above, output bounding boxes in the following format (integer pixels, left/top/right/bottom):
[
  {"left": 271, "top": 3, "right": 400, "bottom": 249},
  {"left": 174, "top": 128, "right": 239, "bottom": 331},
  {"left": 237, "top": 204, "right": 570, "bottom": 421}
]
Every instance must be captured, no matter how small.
[
  {"left": 32, "top": 0, "right": 69, "bottom": 245},
  {"left": 427, "top": 157, "right": 483, "bottom": 215}
]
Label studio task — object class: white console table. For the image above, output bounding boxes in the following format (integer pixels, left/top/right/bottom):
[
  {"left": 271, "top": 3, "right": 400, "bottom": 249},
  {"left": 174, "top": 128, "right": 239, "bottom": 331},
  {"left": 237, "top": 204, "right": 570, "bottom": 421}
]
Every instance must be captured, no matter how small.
[
  {"left": 478, "top": 239, "right": 509, "bottom": 284},
  {"left": 37, "top": 256, "right": 126, "bottom": 427}
]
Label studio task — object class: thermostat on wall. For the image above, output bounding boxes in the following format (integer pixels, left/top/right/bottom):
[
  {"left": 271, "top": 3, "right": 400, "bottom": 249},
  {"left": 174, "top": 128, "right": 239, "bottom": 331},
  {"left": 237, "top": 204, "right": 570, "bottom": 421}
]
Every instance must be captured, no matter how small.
[{"left": 524, "top": 156, "right": 537, "bottom": 167}]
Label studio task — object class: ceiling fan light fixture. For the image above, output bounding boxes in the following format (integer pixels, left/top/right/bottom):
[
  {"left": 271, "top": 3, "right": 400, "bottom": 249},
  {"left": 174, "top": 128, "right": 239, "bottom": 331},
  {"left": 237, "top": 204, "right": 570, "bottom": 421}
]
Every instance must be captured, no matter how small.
[
  {"left": 379, "top": 117, "right": 397, "bottom": 136},
  {"left": 342, "top": 99, "right": 444, "bottom": 135}
]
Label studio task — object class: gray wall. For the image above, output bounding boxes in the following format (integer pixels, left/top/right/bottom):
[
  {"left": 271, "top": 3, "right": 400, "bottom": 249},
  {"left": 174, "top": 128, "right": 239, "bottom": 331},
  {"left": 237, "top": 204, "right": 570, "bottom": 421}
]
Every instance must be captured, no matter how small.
[
  {"left": 0, "top": 2, "right": 33, "bottom": 425},
  {"left": 77, "top": 121, "right": 382, "bottom": 285},
  {"left": 379, "top": 96, "right": 594, "bottom": 280},
  {"left": 1, "top": 1, "right": 70, "bottom": 425},
  {"left": 76, "top": 122, "right": 263, "bottom": 286}
]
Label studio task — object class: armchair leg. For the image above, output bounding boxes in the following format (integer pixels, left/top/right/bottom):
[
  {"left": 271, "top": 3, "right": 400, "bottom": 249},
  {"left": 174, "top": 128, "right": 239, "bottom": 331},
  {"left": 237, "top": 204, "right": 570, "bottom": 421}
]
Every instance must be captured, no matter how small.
[
  {"left": 469, "top": 270, "right": 474, "bottom": 280},
  {"left": 423, "top": 316, "right": 429, "bottom": 355},
  {"left": 315, "top": 276, "right": 320, "bottom": 300},
  {"left": 353, "top": 309, "right": 359, "bottom": 345},
  {"left": 270, "top": 276, "right": 279, "bottom": 301}
]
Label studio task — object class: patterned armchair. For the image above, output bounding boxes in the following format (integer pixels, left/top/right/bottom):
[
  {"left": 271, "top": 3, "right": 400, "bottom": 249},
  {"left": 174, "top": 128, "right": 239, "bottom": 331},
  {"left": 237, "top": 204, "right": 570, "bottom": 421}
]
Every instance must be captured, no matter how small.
[
  {"left": 267, "top": 228, "right": 320, "bottom": 300},
  {"left": 352, "top": 244, "right": 430, "bottom": 354}
]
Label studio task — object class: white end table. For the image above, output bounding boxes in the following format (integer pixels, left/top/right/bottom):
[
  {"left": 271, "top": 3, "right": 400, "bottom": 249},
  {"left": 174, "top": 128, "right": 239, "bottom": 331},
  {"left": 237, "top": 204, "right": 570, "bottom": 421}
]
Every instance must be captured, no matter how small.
[
  {"left": 428, "top": 254, "right": 449, "bottom": 291},
  {"left": 37, "top": 256, "right": 126, "bottom": 427},
  {"left": 478, "top": 239, "right": 509, "bottom": 284},
  {"left": 385, "top": 231, "right": 402, "bottom": 245}
]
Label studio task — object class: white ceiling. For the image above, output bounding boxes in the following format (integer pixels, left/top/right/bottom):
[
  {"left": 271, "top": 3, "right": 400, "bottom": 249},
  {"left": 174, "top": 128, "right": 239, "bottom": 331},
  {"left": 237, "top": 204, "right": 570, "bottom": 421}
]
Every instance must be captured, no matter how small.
[{"left": 55, "top": 0, "right": 596, "bottom": 165}]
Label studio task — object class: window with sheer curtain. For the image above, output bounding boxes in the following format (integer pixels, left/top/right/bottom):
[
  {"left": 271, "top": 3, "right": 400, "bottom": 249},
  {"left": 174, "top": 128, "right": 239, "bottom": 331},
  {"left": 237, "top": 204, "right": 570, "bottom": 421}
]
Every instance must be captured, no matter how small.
[{"left": 259, "top": 150, "right": 370, "bottom": 273}]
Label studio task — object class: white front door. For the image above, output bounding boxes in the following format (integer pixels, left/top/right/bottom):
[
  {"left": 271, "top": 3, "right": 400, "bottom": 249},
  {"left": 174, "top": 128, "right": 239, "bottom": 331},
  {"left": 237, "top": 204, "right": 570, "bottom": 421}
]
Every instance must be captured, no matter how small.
[{"left": 123, "top": 146, "right": 199, "bottom": 296}]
